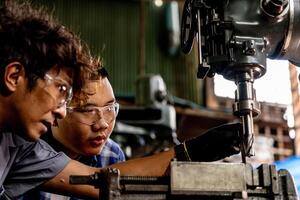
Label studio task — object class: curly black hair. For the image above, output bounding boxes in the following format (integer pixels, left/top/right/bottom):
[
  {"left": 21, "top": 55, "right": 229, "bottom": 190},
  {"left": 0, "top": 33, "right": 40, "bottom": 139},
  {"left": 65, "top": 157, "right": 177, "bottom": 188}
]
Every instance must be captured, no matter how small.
[{"left": 0, "top": 0, "right": 84, "bottom": 92}]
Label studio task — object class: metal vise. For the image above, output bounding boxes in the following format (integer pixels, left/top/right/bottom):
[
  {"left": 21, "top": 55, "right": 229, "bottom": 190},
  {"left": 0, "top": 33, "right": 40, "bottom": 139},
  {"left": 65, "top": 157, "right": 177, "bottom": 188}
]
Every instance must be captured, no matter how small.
[{"left": 70, "top": 161, "right": 298, "bottom": 199}]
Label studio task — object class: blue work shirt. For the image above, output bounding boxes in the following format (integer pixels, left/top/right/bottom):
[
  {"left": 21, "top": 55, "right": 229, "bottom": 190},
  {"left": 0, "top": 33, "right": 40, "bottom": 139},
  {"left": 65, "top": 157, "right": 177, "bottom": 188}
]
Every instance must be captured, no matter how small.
[{"left": 0, "top": 131, "right": 70, "bottom": 199}]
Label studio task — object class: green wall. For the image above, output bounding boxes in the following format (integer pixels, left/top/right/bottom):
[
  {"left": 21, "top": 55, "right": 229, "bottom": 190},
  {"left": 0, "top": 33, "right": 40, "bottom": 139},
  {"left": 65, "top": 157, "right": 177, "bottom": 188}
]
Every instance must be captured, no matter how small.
[{"left": 33, "top": 0, "right": 203, "bottom": 104}]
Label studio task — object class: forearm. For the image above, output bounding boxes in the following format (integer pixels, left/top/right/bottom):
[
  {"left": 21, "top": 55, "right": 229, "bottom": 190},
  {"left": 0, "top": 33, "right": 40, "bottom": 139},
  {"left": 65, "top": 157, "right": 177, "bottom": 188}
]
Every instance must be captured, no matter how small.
[
  {"left": 43, "top": 160, "right": 100, "bottom": 199},
  {"left": 109, "top": 149, "right": 175, "bottom": 176},
  {"left": 42, "top": 149, "right": 175, "bottom": 199}
]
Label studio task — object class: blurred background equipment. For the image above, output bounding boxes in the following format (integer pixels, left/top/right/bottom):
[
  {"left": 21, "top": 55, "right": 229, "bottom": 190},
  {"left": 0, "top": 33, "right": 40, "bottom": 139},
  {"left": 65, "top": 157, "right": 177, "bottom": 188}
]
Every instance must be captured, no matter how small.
[{"left": 113, "top": 74, "right": 177, "bottom": 158}]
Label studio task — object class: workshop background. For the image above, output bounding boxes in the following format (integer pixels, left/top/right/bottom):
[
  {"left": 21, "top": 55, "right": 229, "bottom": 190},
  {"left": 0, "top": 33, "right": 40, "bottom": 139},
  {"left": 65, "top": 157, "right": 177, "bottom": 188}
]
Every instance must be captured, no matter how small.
[{"left": 31, "top": 0, "right": 300, "bottom": 193}]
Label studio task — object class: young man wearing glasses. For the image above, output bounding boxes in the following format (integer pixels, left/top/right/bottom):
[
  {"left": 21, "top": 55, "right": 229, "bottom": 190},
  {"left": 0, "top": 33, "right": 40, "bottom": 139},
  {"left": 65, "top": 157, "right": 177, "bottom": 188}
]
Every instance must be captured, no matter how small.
[
  {"left": 21, "top": 62, "right": 125, "bottom": 200},
  {"left": 0, "top": 1, "right": 242, "bottom": 199}
]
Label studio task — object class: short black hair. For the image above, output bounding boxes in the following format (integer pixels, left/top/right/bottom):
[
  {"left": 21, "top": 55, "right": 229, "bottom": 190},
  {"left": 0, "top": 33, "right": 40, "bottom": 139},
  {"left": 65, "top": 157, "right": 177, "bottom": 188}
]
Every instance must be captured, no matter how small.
[
  {"left": 71, "top": 56, "right": 111, "bottom": 106},
  {"left": 80, "top": 56, "right": 109, "bottom": 80}
]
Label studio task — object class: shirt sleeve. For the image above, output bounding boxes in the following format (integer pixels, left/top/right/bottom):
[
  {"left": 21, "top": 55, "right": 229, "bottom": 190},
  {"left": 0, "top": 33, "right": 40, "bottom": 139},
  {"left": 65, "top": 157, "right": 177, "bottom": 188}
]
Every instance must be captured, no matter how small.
[{"left": 3, "top": 139, "right": 71, "bottom": 198}]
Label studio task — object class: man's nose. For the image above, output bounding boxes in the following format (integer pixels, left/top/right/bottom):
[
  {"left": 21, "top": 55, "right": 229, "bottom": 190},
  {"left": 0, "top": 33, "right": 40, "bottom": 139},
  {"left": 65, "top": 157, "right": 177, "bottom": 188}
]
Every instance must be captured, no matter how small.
[
  {"left": 53, "top": 103, "right": 67, "bottom": 119},
  {"left": 92, "top": 113, "right": 109, "bottom": 130}
]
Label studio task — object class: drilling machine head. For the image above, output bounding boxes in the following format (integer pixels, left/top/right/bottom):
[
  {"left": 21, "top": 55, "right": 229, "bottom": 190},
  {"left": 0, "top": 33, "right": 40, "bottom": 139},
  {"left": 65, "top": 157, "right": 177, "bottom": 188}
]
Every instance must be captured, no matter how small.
[{"left": 181, "top": 0, "right": 300, "bottom": 162}]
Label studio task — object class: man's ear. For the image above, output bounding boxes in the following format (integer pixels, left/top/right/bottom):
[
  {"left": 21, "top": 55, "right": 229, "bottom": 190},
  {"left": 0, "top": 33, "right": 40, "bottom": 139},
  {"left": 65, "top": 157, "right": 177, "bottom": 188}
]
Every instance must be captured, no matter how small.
[{"left": 4, "top": 62, "right": 25, "bottom": 92}]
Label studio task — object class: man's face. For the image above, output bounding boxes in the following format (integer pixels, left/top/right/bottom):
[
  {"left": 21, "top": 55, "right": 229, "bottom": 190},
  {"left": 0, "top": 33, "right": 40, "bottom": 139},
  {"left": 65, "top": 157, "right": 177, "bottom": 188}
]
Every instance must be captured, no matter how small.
[
  {"left": 11, "top": 66, "right": 73, "bottom": 141},
  {"left": 52, "top": 77, "right": 116, "bottom": 158}
]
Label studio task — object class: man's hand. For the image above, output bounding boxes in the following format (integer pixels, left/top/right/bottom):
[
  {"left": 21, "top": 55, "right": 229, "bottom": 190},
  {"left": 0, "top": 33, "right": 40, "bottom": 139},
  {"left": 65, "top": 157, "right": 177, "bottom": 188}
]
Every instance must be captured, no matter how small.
[{"left": 175, "top": 123, "right": 242, "bottom": 162}]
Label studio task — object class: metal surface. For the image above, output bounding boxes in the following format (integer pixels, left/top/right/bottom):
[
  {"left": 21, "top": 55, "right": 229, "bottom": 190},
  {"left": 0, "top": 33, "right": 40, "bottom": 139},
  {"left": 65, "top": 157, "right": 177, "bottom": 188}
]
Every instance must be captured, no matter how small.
[
  {"left": 70, "top": 161, "right": 299, "bottom": 199},
  {"left": 170, "top": 162, "right": 246, "bottom": 195}
]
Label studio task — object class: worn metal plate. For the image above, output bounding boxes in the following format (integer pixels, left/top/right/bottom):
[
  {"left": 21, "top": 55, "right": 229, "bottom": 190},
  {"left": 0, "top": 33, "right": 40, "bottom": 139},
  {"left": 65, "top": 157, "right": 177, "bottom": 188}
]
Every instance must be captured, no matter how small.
[{"left": 170, "top": 162, "right": 247, "bottom": 195}]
